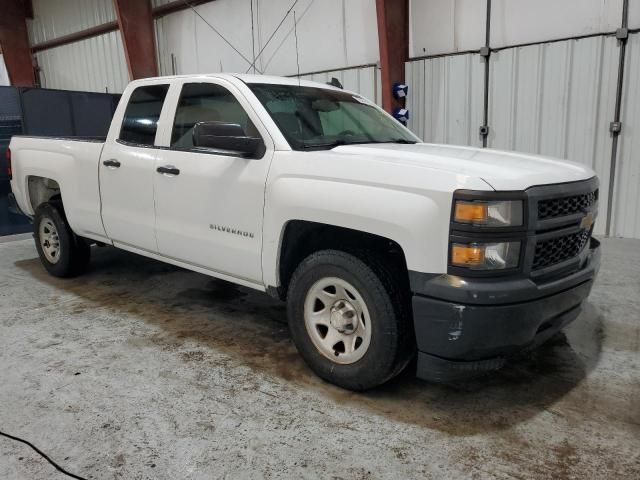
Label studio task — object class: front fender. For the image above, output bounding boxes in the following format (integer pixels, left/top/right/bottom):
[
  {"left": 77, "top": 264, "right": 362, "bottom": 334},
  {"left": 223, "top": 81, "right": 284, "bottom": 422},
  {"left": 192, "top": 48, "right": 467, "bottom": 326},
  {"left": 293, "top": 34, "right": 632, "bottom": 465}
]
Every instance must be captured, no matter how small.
[{"left": 262, "top": 177, "right": 452, "bottom": 288}]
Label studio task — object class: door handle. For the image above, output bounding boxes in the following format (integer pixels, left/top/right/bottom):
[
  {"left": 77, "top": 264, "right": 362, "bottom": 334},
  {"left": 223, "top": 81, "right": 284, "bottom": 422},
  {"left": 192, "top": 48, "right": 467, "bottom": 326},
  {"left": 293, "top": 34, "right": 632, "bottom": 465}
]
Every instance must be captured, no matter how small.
[
  {"left": 157, "top": 165, "right": 180, "bottom": 176},
  {"left": 103, "top": 159, "right": 121, "bottom": 168}
]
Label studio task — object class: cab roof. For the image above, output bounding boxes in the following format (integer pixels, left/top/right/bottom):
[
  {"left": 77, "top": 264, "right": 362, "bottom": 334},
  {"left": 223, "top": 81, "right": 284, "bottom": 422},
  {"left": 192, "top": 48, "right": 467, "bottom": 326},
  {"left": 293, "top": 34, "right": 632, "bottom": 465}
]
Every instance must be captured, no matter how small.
[{"left": 128, "top": 72, "right": 347, "bottom": 93}]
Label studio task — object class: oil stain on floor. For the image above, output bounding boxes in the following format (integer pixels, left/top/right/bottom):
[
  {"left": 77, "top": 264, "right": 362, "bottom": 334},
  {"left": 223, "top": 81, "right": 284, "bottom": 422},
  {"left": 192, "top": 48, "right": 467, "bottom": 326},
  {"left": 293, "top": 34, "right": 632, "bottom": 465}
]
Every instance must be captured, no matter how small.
[{"left": 0, "top": 237, "right": 639, "bottom": 479}]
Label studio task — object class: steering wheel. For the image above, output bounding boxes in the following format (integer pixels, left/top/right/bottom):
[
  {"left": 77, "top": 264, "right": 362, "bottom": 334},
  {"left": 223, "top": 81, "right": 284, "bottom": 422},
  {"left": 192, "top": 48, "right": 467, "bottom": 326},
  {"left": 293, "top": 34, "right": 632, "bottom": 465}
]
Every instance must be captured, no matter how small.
[{"left": 339, "top": 129, "right": 356, "bottom": 136}]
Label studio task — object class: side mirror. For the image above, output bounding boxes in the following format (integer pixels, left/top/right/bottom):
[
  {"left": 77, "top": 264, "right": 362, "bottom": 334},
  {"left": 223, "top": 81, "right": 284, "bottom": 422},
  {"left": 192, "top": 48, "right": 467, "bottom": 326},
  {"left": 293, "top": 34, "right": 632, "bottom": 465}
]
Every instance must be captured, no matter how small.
[{"left": 192, "top": 121, "right": 265, "bottom": 158}]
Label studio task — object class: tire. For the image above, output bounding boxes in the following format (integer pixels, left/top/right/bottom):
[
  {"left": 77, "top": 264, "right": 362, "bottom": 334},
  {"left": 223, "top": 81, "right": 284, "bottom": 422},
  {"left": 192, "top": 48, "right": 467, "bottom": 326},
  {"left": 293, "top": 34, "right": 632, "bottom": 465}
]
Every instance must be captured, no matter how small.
[
  {"left": 33, "top": 202, "right": 91, "bottom": 278},
  {"left": 287, "top": 250, "right": 415, "bottom": 391}
]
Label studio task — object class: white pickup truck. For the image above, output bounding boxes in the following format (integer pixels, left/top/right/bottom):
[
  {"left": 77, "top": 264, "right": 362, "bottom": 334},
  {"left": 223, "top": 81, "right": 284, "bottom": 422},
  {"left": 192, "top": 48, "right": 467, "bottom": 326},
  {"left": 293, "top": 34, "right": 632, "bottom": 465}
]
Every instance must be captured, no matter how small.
[{"left": 8, "top": 74, "right": 600, "bottom": 390}]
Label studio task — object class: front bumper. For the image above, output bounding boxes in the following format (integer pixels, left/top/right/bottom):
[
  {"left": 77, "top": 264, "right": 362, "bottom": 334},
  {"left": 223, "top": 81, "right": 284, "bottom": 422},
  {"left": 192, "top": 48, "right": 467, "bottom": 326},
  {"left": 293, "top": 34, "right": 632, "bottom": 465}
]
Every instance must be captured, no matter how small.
[{"left": 410, "top": 237, "right": 601, "bottom": 383}]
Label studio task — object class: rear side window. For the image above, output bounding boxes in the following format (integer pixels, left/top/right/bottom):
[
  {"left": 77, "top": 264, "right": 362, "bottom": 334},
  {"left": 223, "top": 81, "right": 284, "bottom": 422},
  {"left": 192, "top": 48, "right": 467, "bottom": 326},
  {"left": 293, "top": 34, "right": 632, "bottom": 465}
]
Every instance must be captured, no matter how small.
[
  {"left": 171, "top": 82, "right": 259, "bottom": 149},
  {"left": 119, "top": 84, "right": 169, "bottom": 146}
]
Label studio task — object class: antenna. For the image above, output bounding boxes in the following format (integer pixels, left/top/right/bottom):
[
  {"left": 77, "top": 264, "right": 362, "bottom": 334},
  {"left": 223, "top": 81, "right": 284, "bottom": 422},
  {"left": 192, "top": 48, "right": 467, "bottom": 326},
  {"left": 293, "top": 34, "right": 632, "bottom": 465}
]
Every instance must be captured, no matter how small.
[
  {"left": 293, "top": 10, "right": 301, "bottom": 84},
  {"left": 293, "top": 9, "right": 305, "bottom": 147},
  {"left": 245, "top": 0, "right": 300, "bottom": 73},
  {"left": 250, "top": 0, "right": 256, "bottom": 74}
]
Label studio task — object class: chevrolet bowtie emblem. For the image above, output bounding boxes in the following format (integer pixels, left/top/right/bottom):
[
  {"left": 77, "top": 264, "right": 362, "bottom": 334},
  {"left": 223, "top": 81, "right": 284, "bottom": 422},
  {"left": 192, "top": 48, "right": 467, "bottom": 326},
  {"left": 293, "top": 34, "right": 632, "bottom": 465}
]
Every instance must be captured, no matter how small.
[{"left": 580, "top": 212, "right": 595, "bottom": 230}]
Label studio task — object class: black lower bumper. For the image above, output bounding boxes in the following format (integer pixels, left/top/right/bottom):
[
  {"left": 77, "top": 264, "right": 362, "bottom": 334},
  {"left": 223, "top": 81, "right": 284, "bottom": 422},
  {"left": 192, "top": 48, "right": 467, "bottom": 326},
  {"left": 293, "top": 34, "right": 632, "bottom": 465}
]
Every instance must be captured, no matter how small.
[{"left": 411, "top": 238, "right": 601, "bottom": 383}]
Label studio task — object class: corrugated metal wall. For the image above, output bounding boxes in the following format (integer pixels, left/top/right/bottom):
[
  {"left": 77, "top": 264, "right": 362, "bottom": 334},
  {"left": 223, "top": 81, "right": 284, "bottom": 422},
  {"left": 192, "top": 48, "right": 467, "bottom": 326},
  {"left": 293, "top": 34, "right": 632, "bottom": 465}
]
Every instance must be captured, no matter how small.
[
  {"left": 0, "top": 55, "right": 9, "bottom": 86},
  {"left": 298, "top": 66, "right": 382, "bottom": 106},
  {"left": 406, "top": 1, "right": 640, "bottom": 238},
  {"left": 26, "top": 0, "right": 380, "bottom": 97},
  {"left": 28, "top": 0, "right": 128, "bottom": 93},
  {"left": 613, "top": 32, "right": 640, "bottom": 238},
  {"left": 487, "top": 36, "right": 619, "bottom": 235},
  {"left": 28, "top": 0, "right": 116, "bottom": 45},
  {"left": 35, "top": 31, "right": 129, "bottom": 94},
  {"left": 405, "top": 53, "right": 484, "bottom": 147},
  {"left": 154, "top": 0, "right": 379, "bottom": 77}
]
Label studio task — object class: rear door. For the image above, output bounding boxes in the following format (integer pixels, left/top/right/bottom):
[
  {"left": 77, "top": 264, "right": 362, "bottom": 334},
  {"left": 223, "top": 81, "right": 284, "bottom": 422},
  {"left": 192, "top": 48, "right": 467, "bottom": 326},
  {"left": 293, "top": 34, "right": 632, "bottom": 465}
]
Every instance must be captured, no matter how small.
[
  {"left": 152, "top": 79, "right": 273, "bottom": 284},
  {"left": 100, "top": 84, "right": 169, "bottom": 252}
]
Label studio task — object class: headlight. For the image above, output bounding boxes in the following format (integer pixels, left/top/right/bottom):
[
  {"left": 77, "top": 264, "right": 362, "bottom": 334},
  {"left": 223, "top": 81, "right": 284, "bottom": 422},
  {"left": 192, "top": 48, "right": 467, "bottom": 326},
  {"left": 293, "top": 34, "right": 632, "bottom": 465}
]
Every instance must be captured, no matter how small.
[
  {"left": 454, "top": 200, "right": 523, "bottom": 227},
  {"left": 451, "top": 241, "right": 521, "bottom": 270}
]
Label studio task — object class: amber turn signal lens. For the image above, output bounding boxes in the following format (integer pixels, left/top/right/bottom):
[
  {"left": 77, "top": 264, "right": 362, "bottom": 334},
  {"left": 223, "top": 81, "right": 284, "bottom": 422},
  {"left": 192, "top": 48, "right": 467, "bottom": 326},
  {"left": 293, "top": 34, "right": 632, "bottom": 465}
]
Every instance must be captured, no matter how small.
[
  {"left": 454, "top": 201, "right": 488, "bottom": 223},
  {"left": 451, "top": 244, "right": 485, "bottom": 266}
]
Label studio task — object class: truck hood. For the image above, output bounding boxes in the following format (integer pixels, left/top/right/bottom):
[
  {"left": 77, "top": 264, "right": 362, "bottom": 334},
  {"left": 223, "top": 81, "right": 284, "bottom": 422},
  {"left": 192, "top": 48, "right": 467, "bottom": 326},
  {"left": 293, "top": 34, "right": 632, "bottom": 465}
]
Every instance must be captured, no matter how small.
[{"left": 332, "top": 143, "right": 595, "bottom": 191}]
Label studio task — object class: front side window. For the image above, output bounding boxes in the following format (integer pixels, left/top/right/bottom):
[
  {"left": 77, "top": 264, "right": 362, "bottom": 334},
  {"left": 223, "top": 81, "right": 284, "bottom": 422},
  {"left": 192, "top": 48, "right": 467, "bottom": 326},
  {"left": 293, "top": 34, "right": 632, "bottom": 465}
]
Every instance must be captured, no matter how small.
[
  {"left": 171, "top": 83, "right": 259, "bottom": 149},
  {"left": 119, "top": 84, "right": 169, "bottom": 146},
  {"left": 248, "top": 84, "right": 417, "bottom": 150}
]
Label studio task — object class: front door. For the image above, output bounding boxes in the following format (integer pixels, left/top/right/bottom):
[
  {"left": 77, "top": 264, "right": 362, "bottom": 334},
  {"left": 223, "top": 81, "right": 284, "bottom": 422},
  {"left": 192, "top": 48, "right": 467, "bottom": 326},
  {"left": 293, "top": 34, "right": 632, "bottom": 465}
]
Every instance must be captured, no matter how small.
[
  {"left": 100, "top": 83, "right": 169, "bottom": 253},
  {"left": 153, "top": 80, "right": 273, "bottom": 283}
]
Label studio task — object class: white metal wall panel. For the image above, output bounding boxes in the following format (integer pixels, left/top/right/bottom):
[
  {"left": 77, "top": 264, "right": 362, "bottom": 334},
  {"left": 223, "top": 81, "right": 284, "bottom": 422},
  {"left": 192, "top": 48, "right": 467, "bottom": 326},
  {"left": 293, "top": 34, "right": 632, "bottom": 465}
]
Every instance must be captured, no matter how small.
[
  {"left": 155, "top": 0, "right": 379, "bottom": 78},
  {"left": 405, "top": 54, "right": 484, "bottom": 146},
  {"left": 35, "top": 31, "right": 129, "bottom": 94},
  {"left": 410, "top": 0, "right": 487, "bottom": 57},
  {"left": 490, "top": 0, "right": 623, "bottom": 49},
  {"left": 612, "top": 33, "right": 640, "bottom": 238},
  {"left": 488, "top": 36, "right": 619, "bottom": 235},
  {"left": 298, "top": 65, "right": 381, "bottom": 106},
  {"left": 629, "top": 0, "right": 640, "bottom": 29},
  {"left": 28, "top": 0, "right": 116, "bottom": 45},
  {"left": 0, "top": 55, "right": 9, "bottom": 86}
]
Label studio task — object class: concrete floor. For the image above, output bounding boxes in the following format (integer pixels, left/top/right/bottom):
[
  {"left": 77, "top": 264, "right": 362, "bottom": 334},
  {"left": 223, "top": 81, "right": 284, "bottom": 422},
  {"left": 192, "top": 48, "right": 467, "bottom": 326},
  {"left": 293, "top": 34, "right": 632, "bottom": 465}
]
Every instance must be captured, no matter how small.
[{"left": 0, "top": 236, "right": 638, "bottom": 480}]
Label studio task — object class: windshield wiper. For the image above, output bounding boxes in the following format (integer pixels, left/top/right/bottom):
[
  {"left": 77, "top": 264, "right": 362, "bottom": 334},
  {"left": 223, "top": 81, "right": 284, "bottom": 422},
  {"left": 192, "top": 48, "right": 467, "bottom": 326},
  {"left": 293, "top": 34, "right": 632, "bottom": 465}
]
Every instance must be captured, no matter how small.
[
  {"left": 301, "top": 139, "right": 348, "bottom": 150},
  {"left": 384, "top": 138, "right": 417, "bottom": 144},
  {"left": 300, "top": 138, "right": 417, "bottom": 150}
]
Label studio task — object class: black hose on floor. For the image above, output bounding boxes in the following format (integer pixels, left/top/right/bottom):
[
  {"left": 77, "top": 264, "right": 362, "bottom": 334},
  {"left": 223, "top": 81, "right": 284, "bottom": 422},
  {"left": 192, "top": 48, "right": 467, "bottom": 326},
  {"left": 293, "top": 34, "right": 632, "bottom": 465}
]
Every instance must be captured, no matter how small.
[{"left": 0, "top": 430, "right": 88, "bottom": 480}]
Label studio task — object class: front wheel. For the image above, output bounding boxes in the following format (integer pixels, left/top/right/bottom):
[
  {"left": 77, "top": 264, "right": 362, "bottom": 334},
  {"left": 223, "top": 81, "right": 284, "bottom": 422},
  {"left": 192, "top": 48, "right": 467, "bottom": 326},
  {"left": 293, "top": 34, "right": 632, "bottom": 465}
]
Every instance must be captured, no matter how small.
[
  {"left": 287, "top": 250, "right": 414, "bottom": 391},
  {"left": 34, "top": 202, "right": 90, "bottom": 278}
]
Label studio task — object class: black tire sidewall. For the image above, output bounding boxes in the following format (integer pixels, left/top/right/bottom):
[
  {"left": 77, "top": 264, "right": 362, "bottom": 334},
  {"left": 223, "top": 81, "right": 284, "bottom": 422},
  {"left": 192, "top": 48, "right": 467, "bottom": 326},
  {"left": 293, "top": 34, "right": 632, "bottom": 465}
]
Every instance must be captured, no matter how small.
[
  {"left": 288, "top": 250, "right": 404, "bottom": 391},
  {"left": 34, "top": 203, "right": 80, "bottom": 277}
]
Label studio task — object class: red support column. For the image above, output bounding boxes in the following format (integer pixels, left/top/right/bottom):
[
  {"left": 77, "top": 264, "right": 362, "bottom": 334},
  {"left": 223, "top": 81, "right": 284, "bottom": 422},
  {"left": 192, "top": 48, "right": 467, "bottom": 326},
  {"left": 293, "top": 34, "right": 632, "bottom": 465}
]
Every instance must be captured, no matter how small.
[
  {"left": 0, "top": 0, "right": 35, "bottom": 86},
  {"left": 113, "top": 0, "right": 158, "bottom": 80},
  {"left": 376, "top": 0, "right": 409, "bottom": 113}
]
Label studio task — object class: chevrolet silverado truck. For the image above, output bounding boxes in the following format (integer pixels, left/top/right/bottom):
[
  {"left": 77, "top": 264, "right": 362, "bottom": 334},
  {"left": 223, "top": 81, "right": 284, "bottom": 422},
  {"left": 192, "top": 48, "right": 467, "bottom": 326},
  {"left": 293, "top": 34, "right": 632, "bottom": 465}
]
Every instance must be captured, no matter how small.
[{"left": 7, "top": 74, "right": 600, "bottom": 390}]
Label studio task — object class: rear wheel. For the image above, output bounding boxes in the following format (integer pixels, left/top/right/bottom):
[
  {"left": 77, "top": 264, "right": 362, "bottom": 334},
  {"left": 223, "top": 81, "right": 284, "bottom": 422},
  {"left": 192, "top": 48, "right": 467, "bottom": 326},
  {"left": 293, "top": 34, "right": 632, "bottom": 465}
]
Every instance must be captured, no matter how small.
[
  {"left": 287, "top": 250, "right": 414, "bottom": 391},
  {"left": 34, "top": 202, "right": 90, "bottom": 278}
]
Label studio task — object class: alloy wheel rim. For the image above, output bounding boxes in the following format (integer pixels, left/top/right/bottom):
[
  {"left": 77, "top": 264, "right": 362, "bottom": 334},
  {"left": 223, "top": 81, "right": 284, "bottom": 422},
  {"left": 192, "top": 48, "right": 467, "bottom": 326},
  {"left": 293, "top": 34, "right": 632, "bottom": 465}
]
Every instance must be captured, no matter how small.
[
  {"left": 39, "top": 218, "right": 61, "bottom": 264},
  {"left": 303, "top": 277, "right": 372, "bottom": 364}
]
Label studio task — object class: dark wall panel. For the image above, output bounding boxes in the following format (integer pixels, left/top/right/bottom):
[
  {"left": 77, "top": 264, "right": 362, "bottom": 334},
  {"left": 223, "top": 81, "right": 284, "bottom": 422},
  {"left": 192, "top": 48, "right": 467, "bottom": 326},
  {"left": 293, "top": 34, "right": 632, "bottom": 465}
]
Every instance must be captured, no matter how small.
[
  {"left": 71, "top": 93, "right": 119, "bottom": 137},
  {"left": 20, "top": 88, "right": 75, "bottom": 137},
  {"left": 0, "top": 86, "right": 119, "bottom": 236}
]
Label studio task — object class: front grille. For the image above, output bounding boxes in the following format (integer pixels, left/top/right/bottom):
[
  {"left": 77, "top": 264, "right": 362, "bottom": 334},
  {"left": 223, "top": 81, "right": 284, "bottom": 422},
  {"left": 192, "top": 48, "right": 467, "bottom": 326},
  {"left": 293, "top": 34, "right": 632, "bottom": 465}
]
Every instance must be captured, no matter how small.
[
  {"left": 538, "top": 190, "right": 598, "bottom": 220},
  {"left": 533, "top": 230, "right": 591, "bottom": 270}
]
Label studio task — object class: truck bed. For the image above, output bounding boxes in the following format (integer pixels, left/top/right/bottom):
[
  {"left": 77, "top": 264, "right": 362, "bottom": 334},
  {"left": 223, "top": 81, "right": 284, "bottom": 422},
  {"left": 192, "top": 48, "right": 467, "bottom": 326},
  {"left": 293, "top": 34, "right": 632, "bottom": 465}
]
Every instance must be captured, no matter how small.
[
  {"left": 9, "top": 135, "right": 107, "bottom": 241},
  {"left": 12, "top": 135, "right": 106, "bottom": 143}
]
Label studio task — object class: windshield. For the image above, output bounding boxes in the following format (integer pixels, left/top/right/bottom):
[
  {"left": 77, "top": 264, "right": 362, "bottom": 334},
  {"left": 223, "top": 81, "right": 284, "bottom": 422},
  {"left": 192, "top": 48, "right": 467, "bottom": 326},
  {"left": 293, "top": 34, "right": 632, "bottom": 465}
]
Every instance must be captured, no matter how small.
[{"left": 248, "top": 83, "right": 418, "bottom": 151}]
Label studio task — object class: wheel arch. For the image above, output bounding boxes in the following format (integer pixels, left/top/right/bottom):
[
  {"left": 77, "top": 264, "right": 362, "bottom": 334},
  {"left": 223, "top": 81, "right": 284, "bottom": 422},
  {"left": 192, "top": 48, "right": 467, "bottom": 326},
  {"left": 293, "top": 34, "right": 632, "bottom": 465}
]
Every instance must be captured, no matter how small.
[
  {"left": 26, "top": 175, "right": 63, "bottom": 213},
  {"left": 261, "top": 177, "right": 450, "bottom": 293},
  {"left": 270, "top": 220, "right": 412, "bottom": 300}
]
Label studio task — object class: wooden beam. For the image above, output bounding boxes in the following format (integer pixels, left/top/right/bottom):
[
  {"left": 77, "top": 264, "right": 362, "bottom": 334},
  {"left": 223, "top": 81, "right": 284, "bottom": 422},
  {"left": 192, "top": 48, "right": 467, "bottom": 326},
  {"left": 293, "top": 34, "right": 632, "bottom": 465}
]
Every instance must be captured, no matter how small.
[
  {"left": 113, "top": 0, "right": 158, "bottom": 80},
  {"left": 0, "top": 0, "right": 35, "bottom": 86},
  {"left": 375, "top": 0, "right": 409, "bottom": 113}
]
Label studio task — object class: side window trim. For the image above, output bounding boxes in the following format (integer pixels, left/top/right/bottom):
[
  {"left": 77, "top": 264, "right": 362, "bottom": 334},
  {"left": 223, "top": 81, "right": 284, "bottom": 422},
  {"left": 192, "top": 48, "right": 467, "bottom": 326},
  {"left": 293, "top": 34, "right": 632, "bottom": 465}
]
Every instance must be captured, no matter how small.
[
  {"left": 168, "top": 144, "right": 251, "bottom": 158},
  {"left": 115, "top": 138, "right": 165, "bottom": 150}
]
